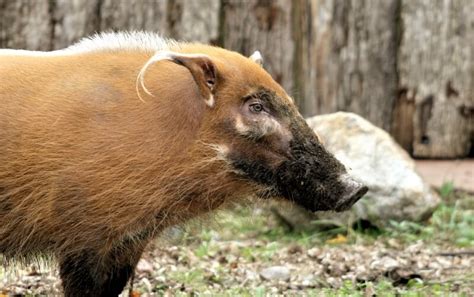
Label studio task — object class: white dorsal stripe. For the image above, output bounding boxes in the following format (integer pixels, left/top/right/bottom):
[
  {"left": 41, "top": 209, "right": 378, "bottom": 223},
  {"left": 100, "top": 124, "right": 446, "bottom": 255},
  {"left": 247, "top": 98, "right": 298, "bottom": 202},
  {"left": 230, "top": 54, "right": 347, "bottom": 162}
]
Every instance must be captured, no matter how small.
[
  {"left": 67, "top": 31, "right": 176, "bottom": 54},
  {"left": 0, "top": 31, "right": 176, "bottom": 57}
]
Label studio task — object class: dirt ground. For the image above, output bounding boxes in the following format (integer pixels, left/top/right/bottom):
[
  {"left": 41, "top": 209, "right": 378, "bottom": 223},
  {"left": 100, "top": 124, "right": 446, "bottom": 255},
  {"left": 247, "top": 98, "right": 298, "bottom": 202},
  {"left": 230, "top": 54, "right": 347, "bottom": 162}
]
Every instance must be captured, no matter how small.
[{"left": 415, "top": 159, "right": 474, "bottom": 192}]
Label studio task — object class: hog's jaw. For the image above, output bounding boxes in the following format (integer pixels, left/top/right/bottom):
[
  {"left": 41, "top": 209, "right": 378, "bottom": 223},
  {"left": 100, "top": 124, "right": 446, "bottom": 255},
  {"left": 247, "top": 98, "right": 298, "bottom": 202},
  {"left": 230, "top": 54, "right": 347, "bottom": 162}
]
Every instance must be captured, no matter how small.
[{"left": 229, "top": 119, "right": 368, "bottom": 212}]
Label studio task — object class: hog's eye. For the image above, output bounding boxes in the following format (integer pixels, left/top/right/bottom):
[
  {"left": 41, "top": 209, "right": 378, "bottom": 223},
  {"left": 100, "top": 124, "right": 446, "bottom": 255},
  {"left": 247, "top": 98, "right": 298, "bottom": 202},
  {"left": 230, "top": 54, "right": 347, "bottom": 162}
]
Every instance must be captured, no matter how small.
[{"left": 249, "top": 103, "right": 264, "bottom": 114}]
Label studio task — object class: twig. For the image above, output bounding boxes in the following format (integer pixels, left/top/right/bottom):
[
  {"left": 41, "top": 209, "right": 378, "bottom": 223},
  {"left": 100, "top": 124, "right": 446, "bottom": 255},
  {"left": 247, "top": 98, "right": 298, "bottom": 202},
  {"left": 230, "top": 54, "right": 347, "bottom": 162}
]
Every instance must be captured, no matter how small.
[
  {"left": 437, "top": 251, "right": 474, "bottom": 257},
  {"left": 128, "top": 271, "right": 136, "bottom": 297}
]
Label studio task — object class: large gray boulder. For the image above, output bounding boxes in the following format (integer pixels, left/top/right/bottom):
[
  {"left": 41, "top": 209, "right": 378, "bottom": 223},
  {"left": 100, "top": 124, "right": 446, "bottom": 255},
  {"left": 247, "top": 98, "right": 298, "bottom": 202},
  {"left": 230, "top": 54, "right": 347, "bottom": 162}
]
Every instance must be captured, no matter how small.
[
  {"left": 306, "top": 112, "right": 440, "bottom": 225},
  {"left": 269, "top": 112, "right": 441, "bottom": 229}
]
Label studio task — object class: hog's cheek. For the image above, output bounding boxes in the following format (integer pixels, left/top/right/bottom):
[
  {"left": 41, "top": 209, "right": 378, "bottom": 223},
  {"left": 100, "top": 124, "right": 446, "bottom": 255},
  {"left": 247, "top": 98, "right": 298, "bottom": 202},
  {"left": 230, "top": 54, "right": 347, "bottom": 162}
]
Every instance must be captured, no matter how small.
[
  {"left": 274, "top": 160, "right": 345, "bottom": 211},
  {"left": 227, "top": 149, "right": 276, "bottom": 186}
]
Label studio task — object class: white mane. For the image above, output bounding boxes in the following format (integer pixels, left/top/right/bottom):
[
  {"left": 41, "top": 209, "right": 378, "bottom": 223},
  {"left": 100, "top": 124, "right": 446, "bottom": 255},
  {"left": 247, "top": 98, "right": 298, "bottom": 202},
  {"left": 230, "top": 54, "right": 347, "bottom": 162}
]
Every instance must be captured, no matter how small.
[
  {"left": 66, "top": 31, "right": 178, "bottom": 54},
  {"left": 0, "top": 31, "right": 178, "bottom": 56}
]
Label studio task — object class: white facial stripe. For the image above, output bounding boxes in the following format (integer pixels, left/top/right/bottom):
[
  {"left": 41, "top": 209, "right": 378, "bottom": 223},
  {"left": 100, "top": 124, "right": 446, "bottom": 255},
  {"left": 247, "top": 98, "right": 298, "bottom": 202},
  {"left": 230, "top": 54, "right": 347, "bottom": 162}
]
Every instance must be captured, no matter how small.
[
  {"left": 234, "top": 115, "right": 251, "bottom": 136},
  {"left": 235, "top": 114, "right": 287, "bottom": 139},
  {"left": 261, "top": 117, "right": 281, "bottom": 135},
  {"left": 209, "top": 143, "right": 230, "bottom": 161}
]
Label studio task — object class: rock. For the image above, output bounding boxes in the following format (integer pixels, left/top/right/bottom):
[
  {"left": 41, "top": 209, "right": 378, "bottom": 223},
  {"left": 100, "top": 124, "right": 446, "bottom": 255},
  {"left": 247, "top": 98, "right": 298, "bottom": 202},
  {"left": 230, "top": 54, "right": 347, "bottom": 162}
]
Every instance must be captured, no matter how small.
[
  {"left": 270, "top": 112, "right": 440, "bottom": 228},
  {"left": 307, "top": 248, "right": 320, "bottom": 258},
  {"left": 245, "top": 269, "right": 259, "bottom": 281},
  {"left": 370, "top": 256, "right": 399, "bottom": 271},
  {"left": 300, "top": 274, "right": 315, "bottom": 286},
  {"left": 259, "top": 266, "right": 291, "bottom": 281},
  {"left": 139, "top": 277, "right": 153, "bottom": 293},
  {"left": 307, "top": 112, "right": 440, "bottom": 225},
  {"left": 136, "top": 259, "right": 154, "bottom": 274}
]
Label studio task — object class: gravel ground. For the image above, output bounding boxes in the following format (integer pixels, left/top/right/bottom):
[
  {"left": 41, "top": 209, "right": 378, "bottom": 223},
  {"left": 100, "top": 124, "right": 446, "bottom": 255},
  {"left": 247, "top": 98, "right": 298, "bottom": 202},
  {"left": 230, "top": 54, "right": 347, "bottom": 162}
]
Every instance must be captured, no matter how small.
[
  {"left": 1, "top": 236, "right": 473, "bottom": 296},
  {"left": 133, "top": 238, "right": 473, "bottom": 296},
  {"left": 1, "top": 184, "right": 473, "bottom": 296}
]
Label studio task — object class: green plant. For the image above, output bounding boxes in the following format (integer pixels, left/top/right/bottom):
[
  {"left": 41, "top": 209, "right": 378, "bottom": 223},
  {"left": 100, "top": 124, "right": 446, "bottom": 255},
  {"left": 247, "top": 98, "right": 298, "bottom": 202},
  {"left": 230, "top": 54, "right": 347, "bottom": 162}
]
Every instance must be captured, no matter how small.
[{"left": 439, "top": 181, "right": 455, "bottom": 198}]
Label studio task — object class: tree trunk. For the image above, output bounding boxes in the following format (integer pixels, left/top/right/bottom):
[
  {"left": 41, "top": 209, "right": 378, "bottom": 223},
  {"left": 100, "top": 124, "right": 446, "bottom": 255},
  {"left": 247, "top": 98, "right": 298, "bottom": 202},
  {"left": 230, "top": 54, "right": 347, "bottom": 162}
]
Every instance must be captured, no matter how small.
[
  {"left": 221, "top": 0, "right": 295, "bottom": 99},
  {"left": 99, "top": 0, "right": 168, "bottom": 34},
  {"left": 398, "top": 0, "right": 473, "bottom": 158},
  {"left": 0, "top": 0, "right": 52, "bottom": 50},
  {"left": 52, "top": 0, "right": 101, "bottom": 49},
  {"left": 307, "top": 0, "right": 400, "bottom": 132},
  {"left": 166, "top": 0, "right": 221, "bottom": 44}
]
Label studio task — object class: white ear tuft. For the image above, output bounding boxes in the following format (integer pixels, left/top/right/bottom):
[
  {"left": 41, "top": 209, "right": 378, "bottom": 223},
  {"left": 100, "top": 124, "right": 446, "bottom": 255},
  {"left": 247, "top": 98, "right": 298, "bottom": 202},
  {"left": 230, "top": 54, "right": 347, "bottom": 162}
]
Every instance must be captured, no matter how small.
[
  {"left": 249, "top": 50, "right": 263, "bottom": 66},
  {"left": 136, "top": 51, "right": 217, "bottom": 107}
]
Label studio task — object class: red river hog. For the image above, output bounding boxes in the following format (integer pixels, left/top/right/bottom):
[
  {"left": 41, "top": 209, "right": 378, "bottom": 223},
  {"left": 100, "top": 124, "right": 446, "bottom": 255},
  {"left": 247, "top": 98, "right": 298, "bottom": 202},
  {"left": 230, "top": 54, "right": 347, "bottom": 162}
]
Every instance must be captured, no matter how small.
[{"left": 0, "top": 32, "right": 367, "bottom": 296}]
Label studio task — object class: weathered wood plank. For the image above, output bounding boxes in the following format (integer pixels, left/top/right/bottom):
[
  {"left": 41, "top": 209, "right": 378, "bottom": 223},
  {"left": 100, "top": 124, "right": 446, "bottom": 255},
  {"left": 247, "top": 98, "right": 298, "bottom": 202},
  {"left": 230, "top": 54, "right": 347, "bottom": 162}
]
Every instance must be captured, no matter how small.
[
  {"left": 309, "top": 0, "right": 400, "bottom": 131},
  {"left": 399, "top": 0, "right": 473, "bottom": 157},
  {"left": 52, "top": 0, "right": 101, "bottom": 49},
  {"left": 167, "top": 0, "right": 221, "bottom": 44},
  {"left": 221, "top": 0, "right": 295, "bottom": 100},
  {"left": 0, "top": 0, "right": 52, "bottom": 50},
  {"left": 99, "top": 0, "right": 168, "bottom": 34}
]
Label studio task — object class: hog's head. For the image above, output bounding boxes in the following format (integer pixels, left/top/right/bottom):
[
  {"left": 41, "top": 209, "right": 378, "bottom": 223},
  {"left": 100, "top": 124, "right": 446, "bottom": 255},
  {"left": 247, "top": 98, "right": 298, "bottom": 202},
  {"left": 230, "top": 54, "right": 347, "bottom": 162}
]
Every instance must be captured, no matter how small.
[{"left": 141, "top": 47, "right": 368, "bottom": 212}]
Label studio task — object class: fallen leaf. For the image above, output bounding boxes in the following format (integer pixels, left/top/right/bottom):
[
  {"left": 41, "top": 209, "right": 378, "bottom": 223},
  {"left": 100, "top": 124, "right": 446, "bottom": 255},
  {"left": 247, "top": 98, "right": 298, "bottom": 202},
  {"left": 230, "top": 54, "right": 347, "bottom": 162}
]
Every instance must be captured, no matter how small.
[{"left": 326, "top": 234, "right": 348, "bottom": 244}]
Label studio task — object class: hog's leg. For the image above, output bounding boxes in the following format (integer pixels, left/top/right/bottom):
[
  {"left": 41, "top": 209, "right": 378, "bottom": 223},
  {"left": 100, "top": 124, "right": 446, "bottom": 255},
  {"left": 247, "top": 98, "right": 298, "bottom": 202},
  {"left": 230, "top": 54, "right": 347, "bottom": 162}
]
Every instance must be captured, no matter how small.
[
  {"left": 59, "top": 240, "right": 146, "bottom": 297},
  {"left": 59, "top": 251, "right": 100, "bottom": 297}
]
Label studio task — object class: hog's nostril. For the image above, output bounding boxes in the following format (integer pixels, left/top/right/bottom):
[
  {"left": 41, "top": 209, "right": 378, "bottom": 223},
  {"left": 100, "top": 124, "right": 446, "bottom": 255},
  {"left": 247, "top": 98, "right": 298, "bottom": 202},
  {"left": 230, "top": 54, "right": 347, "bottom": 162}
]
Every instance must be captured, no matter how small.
[
  {"left": 336, "top": 174, "right": 368, "bottom": 211},
  {"left": 350, "top": 185, "right": 368, "bottom": 203},
  {"left": 341, "top": 184, "right": 367, "bottom": 205}
]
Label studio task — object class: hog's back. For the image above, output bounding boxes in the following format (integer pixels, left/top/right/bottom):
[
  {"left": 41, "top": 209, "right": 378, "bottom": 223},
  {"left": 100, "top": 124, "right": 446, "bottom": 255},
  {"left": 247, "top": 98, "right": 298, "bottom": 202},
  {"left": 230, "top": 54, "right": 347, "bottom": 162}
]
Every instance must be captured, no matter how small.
[{"left": 0, "top": 52, "right": 200, "bottom": 256}]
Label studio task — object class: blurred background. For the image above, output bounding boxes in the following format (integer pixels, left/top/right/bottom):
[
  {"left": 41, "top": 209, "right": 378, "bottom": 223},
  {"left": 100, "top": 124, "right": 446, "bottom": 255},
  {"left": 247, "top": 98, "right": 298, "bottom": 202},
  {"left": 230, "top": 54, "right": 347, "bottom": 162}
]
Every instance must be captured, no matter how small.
[
  {"left": 1, "top": 0, "right": 472, "bottom": 159},
  {"left": 0, "top": 0, "right": 473, "bottom": 295}
]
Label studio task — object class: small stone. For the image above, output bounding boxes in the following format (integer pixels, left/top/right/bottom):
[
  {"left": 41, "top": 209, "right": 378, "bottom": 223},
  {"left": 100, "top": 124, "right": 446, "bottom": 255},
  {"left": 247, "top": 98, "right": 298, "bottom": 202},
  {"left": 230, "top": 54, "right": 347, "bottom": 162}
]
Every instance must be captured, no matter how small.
[
  {"left": 245, "top": 269, "right": 259, "bottom": 281},
  {"left": 260, "top": 266, "right": 291, "bottom": 281},
  {"left": 307, "top": 248, "right": 320, "bottom": 258},
  {"left": 326, "top": 276, "right": 341, "bottom": 288},
  {"left": 301, "top": 274, "right": 315, "bottom": 287},
  {"left": 140, "top": 277, "right": 152, "bottom": 293},
  {"left": 136, "top": 259, "right": 154, "bottom": 274},
  {"left": 370, "top": 256, "right": 399, "bottom": 271}
]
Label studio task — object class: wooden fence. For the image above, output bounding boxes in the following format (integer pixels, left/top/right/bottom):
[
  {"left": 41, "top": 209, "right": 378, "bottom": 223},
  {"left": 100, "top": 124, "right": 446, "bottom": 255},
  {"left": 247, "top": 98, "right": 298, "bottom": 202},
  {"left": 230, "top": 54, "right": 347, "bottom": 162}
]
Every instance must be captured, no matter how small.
[{"left": 1, "top": 0, "right": 472, "bottom": 157}]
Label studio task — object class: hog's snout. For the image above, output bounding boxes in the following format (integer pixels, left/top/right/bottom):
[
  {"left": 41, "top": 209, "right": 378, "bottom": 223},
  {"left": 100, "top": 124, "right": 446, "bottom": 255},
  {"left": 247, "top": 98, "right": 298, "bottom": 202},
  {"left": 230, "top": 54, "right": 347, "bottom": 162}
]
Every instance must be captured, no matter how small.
[{"left": 335, "top": 174, "right": 368, "bottom": 211}]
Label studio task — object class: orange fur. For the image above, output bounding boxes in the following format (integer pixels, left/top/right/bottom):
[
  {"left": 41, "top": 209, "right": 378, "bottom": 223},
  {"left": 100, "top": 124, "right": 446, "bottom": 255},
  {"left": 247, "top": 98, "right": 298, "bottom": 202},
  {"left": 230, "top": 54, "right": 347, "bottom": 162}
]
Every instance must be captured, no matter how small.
[
  {"left": 0, "top": 43, "right": 287, "bottom": 259},
  {"left": 0, "top": 33, "right": 306, "bottom": 296}
]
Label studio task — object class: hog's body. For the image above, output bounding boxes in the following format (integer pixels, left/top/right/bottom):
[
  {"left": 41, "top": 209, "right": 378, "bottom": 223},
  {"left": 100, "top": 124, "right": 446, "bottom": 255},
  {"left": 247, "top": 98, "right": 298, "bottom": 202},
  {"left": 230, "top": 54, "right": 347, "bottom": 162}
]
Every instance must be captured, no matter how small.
[{"left": 0, "top": 32, "right": 366, "bottom": 296}]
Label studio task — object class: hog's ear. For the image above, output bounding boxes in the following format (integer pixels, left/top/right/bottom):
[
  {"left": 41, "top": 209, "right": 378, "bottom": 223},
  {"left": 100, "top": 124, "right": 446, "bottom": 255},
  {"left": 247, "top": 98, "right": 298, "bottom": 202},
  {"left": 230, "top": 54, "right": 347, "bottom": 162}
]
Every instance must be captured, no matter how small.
[
  {"left": 249, "top": 50, "right": 263, "bottom": 67},
  {"left": 138, "top": 51, "right": 217, "bottom": 107}
]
